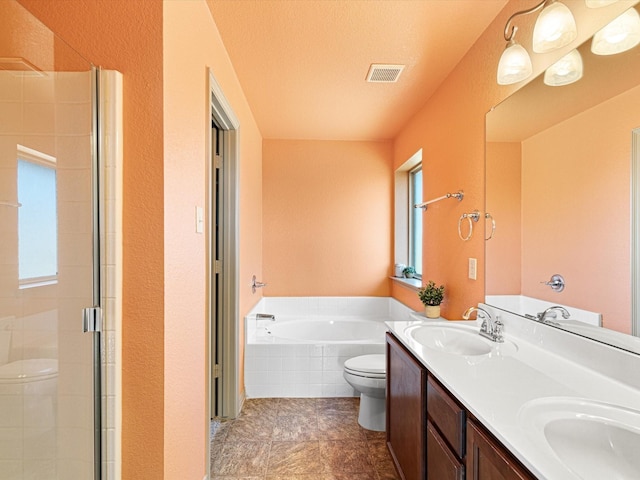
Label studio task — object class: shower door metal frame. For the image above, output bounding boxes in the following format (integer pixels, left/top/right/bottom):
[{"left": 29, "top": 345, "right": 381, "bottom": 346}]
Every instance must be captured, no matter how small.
[{"left": 81, "top": 65, "right": 103, "bottom": 480}]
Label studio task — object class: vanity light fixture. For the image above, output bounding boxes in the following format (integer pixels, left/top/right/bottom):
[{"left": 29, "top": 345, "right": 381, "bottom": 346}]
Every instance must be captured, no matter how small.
[
  {"left": 544, "top": 49, "right": 583, "bottom": 86},
  {"left": 532, "top": 1, "right": 578, "bottom": 53},
  {"left": 497, "top": 0, "right": 577, "bottom": 85},
  {"left": 497, "top": 27, "right": 533, "bottom": 85},
  {"left": 591, "top": 7, "right": 640, "bottom": 55}
]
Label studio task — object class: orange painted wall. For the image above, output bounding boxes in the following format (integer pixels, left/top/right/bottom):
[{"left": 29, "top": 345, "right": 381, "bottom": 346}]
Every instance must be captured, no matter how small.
[
  {"left": 390, "top": 0, "right": 631, "bottom": 319},
  {"left": 520, "top": 84, "right": 640, "bottom": 334},
  {"left": 485, "top": 142, "right": 522, "bottom": 295},
  {"left": 262, "top": 139, "right": 392, "bottom": 296},
  {"left": 17, "top": 0, "right": 166, "bottom": 477},
  {"left": 163, "top": 1, "right": 263, "bottom": 476}
]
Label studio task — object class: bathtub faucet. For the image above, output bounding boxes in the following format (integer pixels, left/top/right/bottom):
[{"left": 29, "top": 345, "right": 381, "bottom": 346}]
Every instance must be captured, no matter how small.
[{"left": 256, "top": 313, "right": 276, "bottom": 321}]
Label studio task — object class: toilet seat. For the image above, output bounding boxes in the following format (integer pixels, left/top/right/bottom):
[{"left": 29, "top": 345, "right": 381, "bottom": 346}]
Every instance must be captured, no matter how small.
[
  {"left": 344, "top": 354, "right": 385, "bottom": 378},
  {"left": 0, "top": 359, "right": 58, "bottom": 384}
]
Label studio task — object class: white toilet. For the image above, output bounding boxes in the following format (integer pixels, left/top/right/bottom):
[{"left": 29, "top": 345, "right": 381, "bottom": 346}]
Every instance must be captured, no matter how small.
[
  {"left": 343, "top": 354, "right": 386, "bottom": 431},
  {"left": 0, "top": 358, "right": 59, "bottom": 473}
]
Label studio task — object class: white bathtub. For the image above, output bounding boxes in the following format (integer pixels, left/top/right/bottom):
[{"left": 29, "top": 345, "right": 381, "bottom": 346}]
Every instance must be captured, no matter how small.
[
  {"left": 244, "top": 297, "right": 412, "bottom": 398},
  {"left": 265, "top": 317, "right": 389, "bottom": 343}
]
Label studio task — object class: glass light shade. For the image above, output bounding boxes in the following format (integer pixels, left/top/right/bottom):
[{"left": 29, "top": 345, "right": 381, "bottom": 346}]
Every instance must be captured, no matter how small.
[
  {"left": 585, "top": 0, "right": 619, "bottom": 8},
  {"left": 591, "top": 8, "right": 640, "bottom": 55},
  {"left": 544, "top": 49, "right": 583, "bottom": 86},
  {"left": 497, "top": 42, "right": 533, "bottom": 85},
  {"left": 532, "top": 1, "right": 578, "bottom": 53}
]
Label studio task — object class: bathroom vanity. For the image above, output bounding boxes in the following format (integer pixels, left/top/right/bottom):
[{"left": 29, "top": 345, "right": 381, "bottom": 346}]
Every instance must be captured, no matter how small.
[
  {"left": 385, "top": 308, "right": 640, "bottom": 480},
  {"left": 386, "top": 332, "right": 533, "bottom": 480}
]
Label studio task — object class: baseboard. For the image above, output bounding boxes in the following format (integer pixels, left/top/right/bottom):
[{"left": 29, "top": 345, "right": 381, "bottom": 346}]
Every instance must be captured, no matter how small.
[{"left": 238, "top": 388, "right": 246, "bottom": 416}]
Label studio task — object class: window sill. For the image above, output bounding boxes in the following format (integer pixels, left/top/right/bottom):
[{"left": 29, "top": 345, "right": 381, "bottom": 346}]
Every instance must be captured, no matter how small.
[{"left": 390, "top": 276, "right": 422, "bottom": 292}]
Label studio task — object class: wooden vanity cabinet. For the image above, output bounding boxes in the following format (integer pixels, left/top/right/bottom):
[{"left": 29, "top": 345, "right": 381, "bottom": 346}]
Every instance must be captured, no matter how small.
[
  {"left": 466, "top": 419, "right": 536, "bottom": 480},
  {"left": 426, "top": 375, "right": 466, "bottom": 480},
  {"left": 386, "top": 332, "right": 427, "bottom": 480},
  {"left": 386, "top": 331, "right": 538, "bottom": 480}
]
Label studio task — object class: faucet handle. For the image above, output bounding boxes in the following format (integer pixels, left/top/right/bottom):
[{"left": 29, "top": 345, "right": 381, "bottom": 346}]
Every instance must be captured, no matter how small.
[
  {"left": 480, "top": 317, "right": 489, "bottom": 334},
  {"left": 493, "top": 320, "right": 504, "bottom": 343}
]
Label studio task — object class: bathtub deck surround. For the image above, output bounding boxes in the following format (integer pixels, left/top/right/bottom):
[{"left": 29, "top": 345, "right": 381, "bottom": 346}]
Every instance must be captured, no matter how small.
[
  {"left": 210, "top": 397, "right": 400, "bottom": 479},
  {"left": 245, "top": 297, "right": 413, "bottom": 398}
]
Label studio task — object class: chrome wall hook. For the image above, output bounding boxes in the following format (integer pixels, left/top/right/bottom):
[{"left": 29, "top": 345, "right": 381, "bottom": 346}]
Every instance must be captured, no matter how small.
[{"left": 251, "top": 275, "right": 267, "bottom": 294}]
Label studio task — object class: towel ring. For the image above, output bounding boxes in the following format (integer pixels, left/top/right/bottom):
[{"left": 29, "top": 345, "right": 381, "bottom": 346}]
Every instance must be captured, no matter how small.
[
  {"left": 458, "top": 210, "right": 480, "bottom": 241},
  {"left": 485, "top": 213, "right": 496, "bottom": 240}
]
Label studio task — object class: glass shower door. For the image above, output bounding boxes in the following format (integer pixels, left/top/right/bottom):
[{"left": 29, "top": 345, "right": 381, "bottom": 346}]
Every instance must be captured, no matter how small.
[{"left": 0, "top": 1, "right": 100, "bottom": 478}]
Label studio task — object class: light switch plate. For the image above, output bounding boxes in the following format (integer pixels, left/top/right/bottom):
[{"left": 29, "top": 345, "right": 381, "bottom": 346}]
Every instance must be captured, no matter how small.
[{"left": 469, "top": 257, "right": 477, "bottom": 280}]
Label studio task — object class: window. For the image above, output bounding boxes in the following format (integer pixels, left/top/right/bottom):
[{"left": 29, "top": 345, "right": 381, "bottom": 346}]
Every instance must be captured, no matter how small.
[
  {"left": 409, "top": 165, "right": 422, "bottom": 278},
  {"left": 17, "top": 145, "right": 58, "bottom": 287},
  {"left": 394, "top": 149, "right": 422, "bottom": 281}
]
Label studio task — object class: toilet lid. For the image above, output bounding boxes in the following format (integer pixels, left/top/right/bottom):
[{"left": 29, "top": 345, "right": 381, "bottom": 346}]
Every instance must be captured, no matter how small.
[
  {"left": 0, "top": 358, "right": 58, "bottom": 382},
  {"left": 344, "top": 354, "right": 386, "bottom": 375}
]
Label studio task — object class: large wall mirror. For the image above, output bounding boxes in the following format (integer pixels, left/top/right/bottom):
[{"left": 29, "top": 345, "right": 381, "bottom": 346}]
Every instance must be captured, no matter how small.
[{"left": 485, "top": 3, "right": 640, "bottom": 354}]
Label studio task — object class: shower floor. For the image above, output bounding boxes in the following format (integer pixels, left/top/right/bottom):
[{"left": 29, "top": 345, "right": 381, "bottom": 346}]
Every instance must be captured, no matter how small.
[{"left": 210, "top": 397, "right": 400, "bottom": 479}]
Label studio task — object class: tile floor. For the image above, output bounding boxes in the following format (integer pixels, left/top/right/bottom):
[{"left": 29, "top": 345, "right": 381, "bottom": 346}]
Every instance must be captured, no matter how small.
[{"left": 210, "top": 397, "right": 400, "bottom": 479}]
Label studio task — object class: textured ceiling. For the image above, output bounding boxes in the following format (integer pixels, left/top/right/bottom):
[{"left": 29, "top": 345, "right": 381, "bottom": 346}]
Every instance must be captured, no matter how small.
[{"left": 207, "top": 0, "right": 508, "bottom": 141}]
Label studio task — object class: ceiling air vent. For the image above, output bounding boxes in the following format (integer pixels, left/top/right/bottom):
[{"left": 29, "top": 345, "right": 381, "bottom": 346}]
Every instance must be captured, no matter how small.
[{"left": 366, "top": 64, "right": 404, "bottom": 83}]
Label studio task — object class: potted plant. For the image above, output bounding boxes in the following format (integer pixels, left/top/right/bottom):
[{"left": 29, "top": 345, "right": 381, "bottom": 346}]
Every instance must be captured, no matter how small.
[
  {"left": 402, "top": 266, "right": 416, "bottom": 279},
  {"left": 418, "top": 280, "right": 445, "bottom": 318}
]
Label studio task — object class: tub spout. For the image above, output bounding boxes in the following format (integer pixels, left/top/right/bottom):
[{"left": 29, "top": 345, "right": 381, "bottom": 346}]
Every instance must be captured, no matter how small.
[{"left": 256, "top": 313, "right": 276, "bottom": 321}]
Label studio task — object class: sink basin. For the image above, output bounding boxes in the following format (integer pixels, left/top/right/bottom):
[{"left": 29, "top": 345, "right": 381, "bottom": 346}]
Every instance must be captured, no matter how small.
[
  {"left": 405, "top": 324, "right": 517, "bottom": 357},
  {"left": 519, "top": 397, "right": 640, "bottom": 479}
]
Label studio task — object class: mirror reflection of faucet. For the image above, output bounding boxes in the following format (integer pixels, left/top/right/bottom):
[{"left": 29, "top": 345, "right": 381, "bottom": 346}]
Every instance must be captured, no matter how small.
[
  {"left": 537, "top": 305, "right": 571, "bottom": 325},
  {"left": 540, "top": 274, "right": 565, "bottom": 292}
]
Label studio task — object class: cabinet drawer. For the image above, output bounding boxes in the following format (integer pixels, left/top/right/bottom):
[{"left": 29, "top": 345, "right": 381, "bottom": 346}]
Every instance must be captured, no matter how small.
[
  {"left": 427, "top": 376, "right": 466, "bottom": 458},
  {"left": 427, "top": 420, "right": 465, "bottom": 480}
]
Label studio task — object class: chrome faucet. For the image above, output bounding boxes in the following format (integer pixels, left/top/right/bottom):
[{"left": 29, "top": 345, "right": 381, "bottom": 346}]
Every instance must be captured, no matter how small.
[
  {"left": 462, "top": 306, "right": 504, "bottom": 343},
  {"left": 256, "top": 313, "right": 276, "bottom": 321},
  {"left": 536, "top": 306, "right": 570, "bottom": 324}
]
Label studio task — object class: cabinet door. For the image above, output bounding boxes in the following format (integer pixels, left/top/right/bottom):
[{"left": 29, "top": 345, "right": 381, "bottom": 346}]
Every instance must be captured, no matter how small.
[
  {"left": 427, "top": 420, "right": 465, "bottom": 480},
  {"left": 386, "top": 333, "right": 427, "bottom": 480},
  {"left": 466, "top": 420, "right": 536, "bottom": 480}
]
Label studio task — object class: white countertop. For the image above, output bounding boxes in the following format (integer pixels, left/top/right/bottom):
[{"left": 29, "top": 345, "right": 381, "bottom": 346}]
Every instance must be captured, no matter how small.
[{"left": 386, "top": 310, "right": 640, "bottom": 480}]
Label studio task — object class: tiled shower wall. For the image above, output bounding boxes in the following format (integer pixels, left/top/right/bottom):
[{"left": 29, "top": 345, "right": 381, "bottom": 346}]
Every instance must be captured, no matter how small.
[{"left": 100, "top": 69, "right": 122, "bottom": 480}]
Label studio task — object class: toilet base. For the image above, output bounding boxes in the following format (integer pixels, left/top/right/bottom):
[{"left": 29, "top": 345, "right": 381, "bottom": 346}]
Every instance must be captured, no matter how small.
[{"left": 357, "top": 393, "right": 386, "bottom": 431}]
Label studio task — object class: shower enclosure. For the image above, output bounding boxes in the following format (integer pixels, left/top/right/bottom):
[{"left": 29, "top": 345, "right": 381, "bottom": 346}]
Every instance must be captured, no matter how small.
[{"left": 0, "top": 1, "right": 105, "bottom": 478}]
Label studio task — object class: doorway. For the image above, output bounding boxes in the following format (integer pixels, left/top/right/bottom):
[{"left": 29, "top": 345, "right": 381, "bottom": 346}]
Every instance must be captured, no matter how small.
[{"left": 208, "top": 70, "right": 240, "bottom": 421}]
